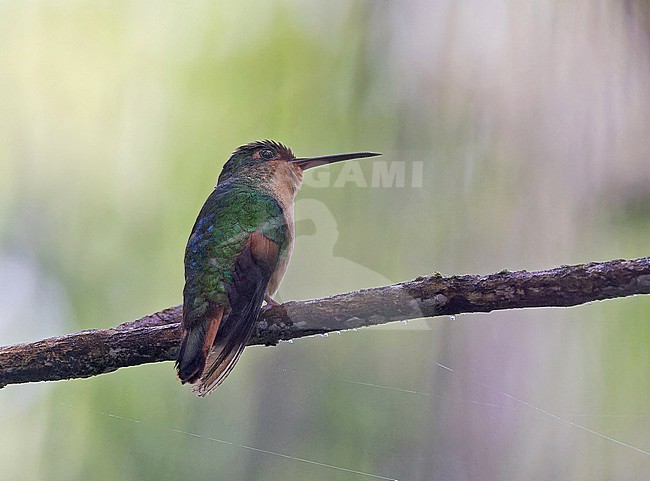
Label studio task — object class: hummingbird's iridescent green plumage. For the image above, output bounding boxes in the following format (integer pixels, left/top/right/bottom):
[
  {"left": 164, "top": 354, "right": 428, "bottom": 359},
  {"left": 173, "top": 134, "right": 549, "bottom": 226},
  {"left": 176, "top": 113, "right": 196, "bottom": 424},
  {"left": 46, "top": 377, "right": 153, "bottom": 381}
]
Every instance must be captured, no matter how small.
[{"left": 176, "top": 140, "right": 380, "bottom": 396}]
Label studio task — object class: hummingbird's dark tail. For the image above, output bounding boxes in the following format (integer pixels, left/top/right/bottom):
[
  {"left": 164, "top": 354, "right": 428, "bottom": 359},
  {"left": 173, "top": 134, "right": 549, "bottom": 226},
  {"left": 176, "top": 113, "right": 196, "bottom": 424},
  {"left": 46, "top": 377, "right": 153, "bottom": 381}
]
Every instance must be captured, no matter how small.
[
  {"left": 176, "top": 306, "right": 224, "bottom": 384},
  {"left": 191, "top": 337, "right": 248, "bottom": 396},
  {"left": 191, "top": 283, "right": 266, "bottom": 396}
]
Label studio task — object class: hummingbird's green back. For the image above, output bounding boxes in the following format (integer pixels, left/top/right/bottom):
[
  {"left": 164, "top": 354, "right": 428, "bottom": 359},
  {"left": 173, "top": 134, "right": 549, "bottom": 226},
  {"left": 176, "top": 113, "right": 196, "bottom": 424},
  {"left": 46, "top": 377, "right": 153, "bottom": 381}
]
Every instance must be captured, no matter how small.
[{"left": 183, "top": 180, "right": 288, "bottom": 328}]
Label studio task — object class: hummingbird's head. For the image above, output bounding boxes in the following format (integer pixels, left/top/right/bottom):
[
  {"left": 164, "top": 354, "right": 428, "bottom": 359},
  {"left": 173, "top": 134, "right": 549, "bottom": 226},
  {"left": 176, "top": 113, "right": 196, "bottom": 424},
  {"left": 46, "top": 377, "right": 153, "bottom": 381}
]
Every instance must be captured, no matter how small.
[
  {"left": 217, "top": 140, "right": 381, "bottom": 188},
  {"left": 218, "top": 140, "right": 296, "bottom": 184}
]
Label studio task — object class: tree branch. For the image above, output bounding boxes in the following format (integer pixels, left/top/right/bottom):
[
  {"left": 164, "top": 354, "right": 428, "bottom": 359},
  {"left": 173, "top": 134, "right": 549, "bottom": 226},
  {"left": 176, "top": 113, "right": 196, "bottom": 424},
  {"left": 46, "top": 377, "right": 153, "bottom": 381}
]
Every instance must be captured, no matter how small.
[{"left": 1, "top": 257, "right": 648, "bottom": 388}]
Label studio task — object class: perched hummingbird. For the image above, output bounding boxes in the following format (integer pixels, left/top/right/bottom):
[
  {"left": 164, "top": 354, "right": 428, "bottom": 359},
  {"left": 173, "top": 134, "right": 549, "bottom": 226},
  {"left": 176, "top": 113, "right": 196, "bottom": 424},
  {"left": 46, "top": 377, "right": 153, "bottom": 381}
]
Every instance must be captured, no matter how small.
[{"left": 176, "top": 140, "right": 380, "bottom": 396}]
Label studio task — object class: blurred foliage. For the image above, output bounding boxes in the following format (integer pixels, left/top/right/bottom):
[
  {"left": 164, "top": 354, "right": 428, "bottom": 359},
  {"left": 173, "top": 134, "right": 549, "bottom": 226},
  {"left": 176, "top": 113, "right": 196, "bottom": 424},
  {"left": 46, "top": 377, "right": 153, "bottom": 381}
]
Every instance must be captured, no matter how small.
[{"left": 1, "top": 1, "right": 649, "bottom": 480}]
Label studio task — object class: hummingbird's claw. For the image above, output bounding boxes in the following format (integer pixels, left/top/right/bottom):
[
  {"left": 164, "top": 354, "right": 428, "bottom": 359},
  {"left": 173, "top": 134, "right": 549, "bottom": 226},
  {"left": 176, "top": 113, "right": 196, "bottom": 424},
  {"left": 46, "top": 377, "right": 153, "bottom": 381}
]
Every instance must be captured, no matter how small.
[{"left": 263, "top": 294, "right": 281, "bottom": 309}]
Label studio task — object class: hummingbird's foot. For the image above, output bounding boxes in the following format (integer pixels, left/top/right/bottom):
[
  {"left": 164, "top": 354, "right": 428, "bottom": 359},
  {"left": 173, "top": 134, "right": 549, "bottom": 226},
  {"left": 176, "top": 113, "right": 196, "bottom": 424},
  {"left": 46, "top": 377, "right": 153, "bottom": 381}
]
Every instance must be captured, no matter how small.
[
  {"left": 261, "top": 294, "right": 280, "bottom": 313},
  {"left": 264, "top": 294, "right": 280, "bottom": 307}
]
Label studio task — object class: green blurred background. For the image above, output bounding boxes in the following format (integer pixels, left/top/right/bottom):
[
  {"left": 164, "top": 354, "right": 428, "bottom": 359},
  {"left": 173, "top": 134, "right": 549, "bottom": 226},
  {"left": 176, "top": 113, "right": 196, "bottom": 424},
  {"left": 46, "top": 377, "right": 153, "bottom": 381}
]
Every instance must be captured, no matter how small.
[{"left": 1, "top": 1, "right": 649, "bottom": 480}]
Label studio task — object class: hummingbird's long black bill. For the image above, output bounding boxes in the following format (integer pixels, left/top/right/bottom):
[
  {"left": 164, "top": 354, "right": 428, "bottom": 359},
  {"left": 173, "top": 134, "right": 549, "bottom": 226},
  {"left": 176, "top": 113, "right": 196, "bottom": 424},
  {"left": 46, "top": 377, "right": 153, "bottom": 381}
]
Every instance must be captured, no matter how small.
[{"left": 292, "top": 151, "right": 381, "bottom": 170}]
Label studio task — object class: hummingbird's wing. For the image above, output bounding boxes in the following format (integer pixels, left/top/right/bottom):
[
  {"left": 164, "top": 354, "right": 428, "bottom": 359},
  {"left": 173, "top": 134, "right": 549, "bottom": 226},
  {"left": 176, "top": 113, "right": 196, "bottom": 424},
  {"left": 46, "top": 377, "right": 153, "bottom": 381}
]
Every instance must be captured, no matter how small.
[
  {"left": 177, "top": 185, "right": 287, "bottom": 393},
  {"left": 192, "top": 229, "right": 281, "bottom": 396}
]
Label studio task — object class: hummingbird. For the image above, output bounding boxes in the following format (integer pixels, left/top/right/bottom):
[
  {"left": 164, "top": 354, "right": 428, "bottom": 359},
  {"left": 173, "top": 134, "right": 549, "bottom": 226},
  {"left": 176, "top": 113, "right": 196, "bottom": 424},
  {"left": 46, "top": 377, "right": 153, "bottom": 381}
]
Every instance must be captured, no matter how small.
[{"left": 176, "top": 140, "right": 380, "bottom": 396}]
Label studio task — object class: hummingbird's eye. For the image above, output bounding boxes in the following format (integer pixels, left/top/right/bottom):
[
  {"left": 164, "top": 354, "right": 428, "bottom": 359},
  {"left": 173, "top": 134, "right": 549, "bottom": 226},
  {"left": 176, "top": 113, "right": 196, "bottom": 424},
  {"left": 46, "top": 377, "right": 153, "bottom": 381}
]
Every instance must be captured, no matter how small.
[{"left": 259, "top": 149, "right": 275, "bottom": 160}]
